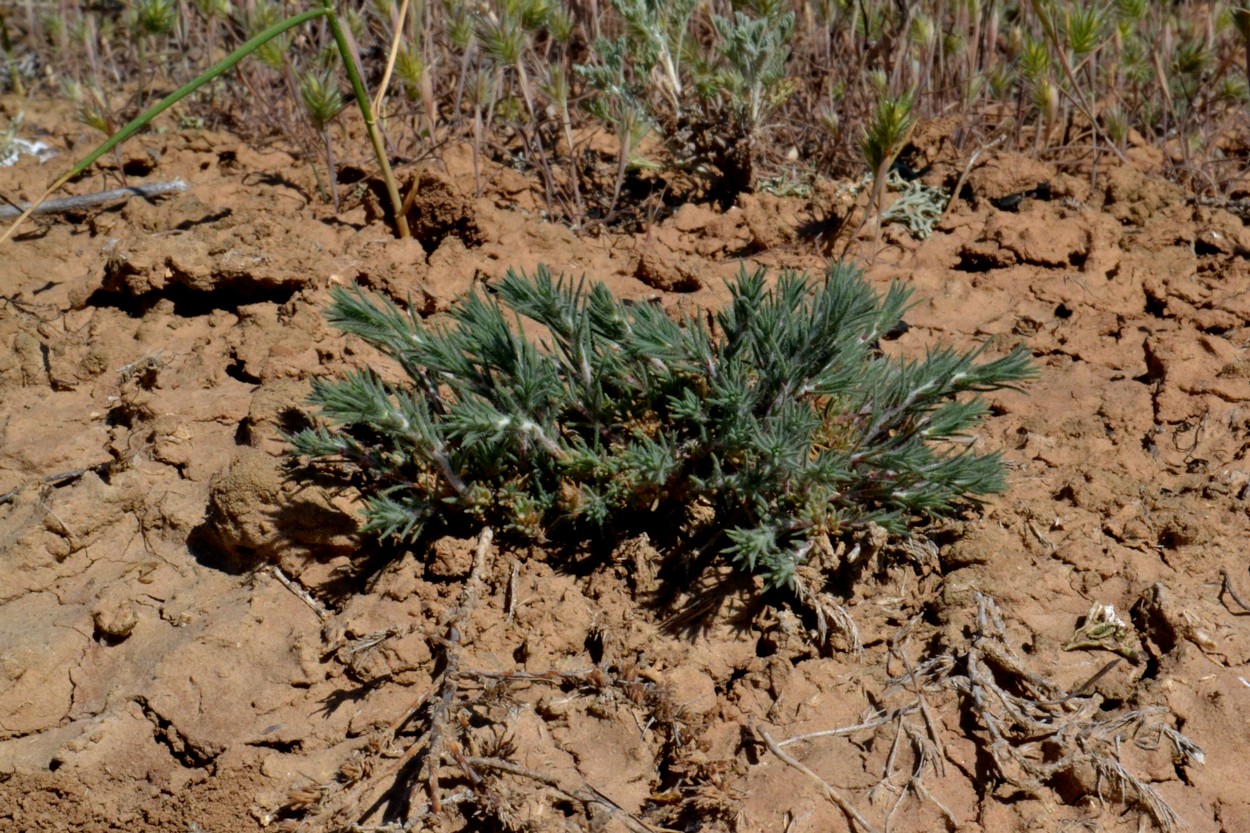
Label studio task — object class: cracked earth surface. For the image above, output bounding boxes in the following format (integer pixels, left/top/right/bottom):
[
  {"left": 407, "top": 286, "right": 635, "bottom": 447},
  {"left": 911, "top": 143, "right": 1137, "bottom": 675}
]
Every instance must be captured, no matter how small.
[{"left": 3, "top": 96, "right": 1250, "bottom": 832}]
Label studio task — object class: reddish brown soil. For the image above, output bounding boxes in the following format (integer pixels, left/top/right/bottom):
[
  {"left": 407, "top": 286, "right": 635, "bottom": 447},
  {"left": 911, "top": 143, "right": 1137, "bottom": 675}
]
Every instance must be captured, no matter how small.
[{"left": 4, "top": 96, "right": 1250, "bottom": 833}]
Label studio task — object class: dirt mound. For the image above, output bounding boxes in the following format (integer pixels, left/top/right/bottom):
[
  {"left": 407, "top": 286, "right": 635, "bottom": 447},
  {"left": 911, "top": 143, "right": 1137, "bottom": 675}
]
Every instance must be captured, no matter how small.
[{"left": 3, "top": 99, "right": 1250, "bottom": 833}]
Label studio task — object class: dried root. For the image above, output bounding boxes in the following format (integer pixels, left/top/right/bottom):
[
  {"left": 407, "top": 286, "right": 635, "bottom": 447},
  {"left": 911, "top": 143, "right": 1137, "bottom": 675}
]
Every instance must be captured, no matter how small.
[
  {"left": 951, "top": 594, "right": 1200, "bottom": 833},
  {"left": 792, "top": 572, "right": 862, "bottom": 654},
  {"left": 274, "top": 525, "right": 706, "bottom": 832},
  {"left": 756, "top": 594, "right": 1201, "bottom": 833}
]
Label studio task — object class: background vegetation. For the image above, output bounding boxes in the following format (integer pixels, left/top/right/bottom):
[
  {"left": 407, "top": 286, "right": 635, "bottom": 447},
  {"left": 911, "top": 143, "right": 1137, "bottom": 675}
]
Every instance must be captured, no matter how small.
[{"left": 4, "top": 0, "right": 1250, "bottom": 227}]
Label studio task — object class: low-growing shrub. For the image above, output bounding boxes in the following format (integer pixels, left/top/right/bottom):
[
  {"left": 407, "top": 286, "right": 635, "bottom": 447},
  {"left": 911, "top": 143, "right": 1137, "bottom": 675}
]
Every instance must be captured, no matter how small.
[{"left": 289, "top": 263, "right": 1033, "bottom": 588}]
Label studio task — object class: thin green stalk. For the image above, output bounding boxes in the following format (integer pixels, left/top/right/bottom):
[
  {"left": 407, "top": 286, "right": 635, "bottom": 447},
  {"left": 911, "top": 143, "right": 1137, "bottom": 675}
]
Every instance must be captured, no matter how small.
[
  {"left": 322, "top": 0, "right": 410, "bottom": 239},
  {"left": 1029, "top": 0, "right": 1128, "bottom": 167},
  {"left": 137, "top": 36, "right": 147, "bottom": 105}
]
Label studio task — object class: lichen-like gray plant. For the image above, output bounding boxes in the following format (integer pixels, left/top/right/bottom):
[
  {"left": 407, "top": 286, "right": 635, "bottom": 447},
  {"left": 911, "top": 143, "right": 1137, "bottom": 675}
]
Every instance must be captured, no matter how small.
[{"left": 289, "top": 262, "right": 1033, "bottom": 588}]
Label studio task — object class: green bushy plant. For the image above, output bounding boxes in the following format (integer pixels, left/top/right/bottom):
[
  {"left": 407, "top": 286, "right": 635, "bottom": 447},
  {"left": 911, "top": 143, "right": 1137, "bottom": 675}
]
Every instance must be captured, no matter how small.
[
  {"left": 289, "top": 263, "right": 1034, "bottom": 589},
  {"left": 577, "top": 0, "right": 796, "bottom": 205}
]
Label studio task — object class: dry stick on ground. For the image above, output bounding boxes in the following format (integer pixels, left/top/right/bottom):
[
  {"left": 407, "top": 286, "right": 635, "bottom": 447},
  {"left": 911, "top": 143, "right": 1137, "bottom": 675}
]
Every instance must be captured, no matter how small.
[
  {"left": 1217, "top": 569, "right": 1250, "bottom": 614},
  {"left": 0, "top": 462, "right": 114, "bottom": 506},
  {"left": 767, "top": 594, "right": 1197, "bottom": 833},
  {"left": 877, "top": 721, "right": 956, "bottom": 833},
  {"left": 889, "top": 616, "right": 946, "bottom": 774},
  {"left": 462, "top": 755, "right": 660, "bottom": 833},
  {"left": 0, "top": 179, "right": 186, "bottom": 219},
  {"left": 328, "top": 692, "right": 433, "bottom": 826},
  {"left": 333, "top": 666, "right": 663, "bottom": 826},
  {"left": 777, "top": 706, "right": 916, "bottom": 748},
  {"left": 877, "top": 619, "right": 956, "bottom": 833},
  {"left": 954, "top": 594, "right": 1196, "bottom": 833},
  {"left": 792, "top": 572, "right": 862, "bottom": 653},
  {"left": 266, "top": 565, "right": 329, "bottom": 621},
  {"left": 324, "top": 527, "right": 495, "bottom": 828},
  {"left": 769, "top": 678, "right": 956, "bottom": 831},
  {"left": 753, "top": 720, "right": 882, "bottom": 833},
  {"left": 940, "top": 135, "right": 1005, "bottom": 222},
  {"left": 418, "top": 525, "right": 494, "bottom": 815}
]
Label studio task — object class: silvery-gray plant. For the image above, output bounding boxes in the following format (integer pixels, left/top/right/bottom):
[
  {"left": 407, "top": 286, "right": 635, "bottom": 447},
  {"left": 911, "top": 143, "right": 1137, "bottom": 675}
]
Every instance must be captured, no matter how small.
[{"left": 289, "top": 263, "right": 1034, "bottom": 589}]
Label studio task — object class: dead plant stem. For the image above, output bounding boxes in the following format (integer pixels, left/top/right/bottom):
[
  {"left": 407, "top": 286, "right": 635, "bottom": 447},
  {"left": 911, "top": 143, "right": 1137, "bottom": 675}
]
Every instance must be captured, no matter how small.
[
  {"left": 420, "top": 526, "right": 494, "bottom": 814},
  {"left": 754, "top": 721, "right": 881, "bottom": 833},
  {"left": 1218, "top": 569, "right": 1250, "bottom": 614},
  {"left": 462, "top": 755, "right": 659, "bottom": 833},
  {"left": 371, "top": 0, "right": 412, "bottom": 118},
  {"left": 267, "top": 565, "right": 329, "bottom": 621}
]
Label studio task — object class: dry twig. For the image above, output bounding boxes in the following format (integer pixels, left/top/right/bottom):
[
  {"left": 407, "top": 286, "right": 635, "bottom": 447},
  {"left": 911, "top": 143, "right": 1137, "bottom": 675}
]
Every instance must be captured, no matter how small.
[
  {"left": 422, "top": 526, "right": 495, "bottom": 812},
  {"left": 949, "top": 594, "right": 1200, "bottom": 833},
  {"left": 1217, "top": 569, "right": 1250, "bottom": 615},
  {"left": 754, "top": 720, "right": 882, "bottom": 833},
  {"left": 463, "top": 755, "right": 662, "bottom": 833},
  {"left": 0, "top": 179, "right": 186, "bottom": 218},
  {"left": 267, "top": 565, "right": 329, "bottom": 621}
]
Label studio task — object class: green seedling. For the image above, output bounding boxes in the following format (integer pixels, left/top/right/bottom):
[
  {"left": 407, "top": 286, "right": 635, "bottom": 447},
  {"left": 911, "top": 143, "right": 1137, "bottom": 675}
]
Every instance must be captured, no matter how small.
[
  {"left": 248, "top": 0, "right": 290, "bottom": 72},
  {"left": 128, "top": 0, "right": 177, "bottom": 103},
  {"left": 63, "top": 79, "right": 116, "bottom": 137},
  {"left": 300, "top": 67, "right": 347, "bottom": 211},
  {"left": 614, "top": 0, "right": 696, "bottom": 112},
  {"left": 8, "top": 0, "right": 1242, "bottom": 244},
  {"left": 857, "top": 89, "right": 915, "bottom": 255},
  {"left": 578, "top": 0, "right": 795, "bottom": 205},
  {"left": 1030, "top": 0, "right": 1126, "bottom": 169},
  {"left": 394, "top": 42, "right": 424, "bottom": 103}
]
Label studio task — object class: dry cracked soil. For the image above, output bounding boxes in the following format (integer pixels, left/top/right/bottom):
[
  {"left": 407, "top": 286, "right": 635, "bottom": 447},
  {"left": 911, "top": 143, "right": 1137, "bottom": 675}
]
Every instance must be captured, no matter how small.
[{"left": 3, "top": 97, "right": 1250, "bottom": 833}]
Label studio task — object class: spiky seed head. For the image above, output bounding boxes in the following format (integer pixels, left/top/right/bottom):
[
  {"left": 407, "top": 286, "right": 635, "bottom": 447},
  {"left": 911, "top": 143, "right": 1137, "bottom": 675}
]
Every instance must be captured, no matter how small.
[
  {"left": 542, "top": 65, "right": 570, "bottom": 108},
  {"left": 396, "top": 44, "right": 425, "bottom": 102},
  {"left": 131, "top": 0, "right": 176, "bottom": 37},
  {"left": 343, "top": 7, "right": 367, "bottom": 43},
  {"left": 371, "top": 0, "right": 394, "bottom": 21},
  {"left": 1117, "top": 0, "right": 1148, "bottom": 25},
  {"left": 819, "top": 109, "right": 840, "bottom": 138},
  {"left": 448, "top": 8, "right": 475, "bottom": 51},
  {"left": 517, "top": 0, "right": 551, "bottom": 32},
  {"left": 300, "top": 68, "right": 346, "bottom": 130},
  {"left": 1102, "top": 105, "right": 1129, "bottom": 145},
  {"left": 478, "top": 14, "right": 525, "bottom": 66},
  {"left": 1034, "top": 78, "right": 1059, "bottom": 121},
  {"left": 1063, "top": 5, "right": 1105, "bottom": 55},
  {"left": 191, "top": 0, "right": 230, "bottom": 20},
  {"left": 1019, "top": 37, "right": 1050, "bottom": 82},
  {"left": 860, "top": 90, "right": 915, "bottom": 175},
  {"left": 548, "top": 7, "right": 575, "bottom": 43},
  {"left": 909, "top": 13, "right": 936, "bottom": 49},
  {"left": 250, "top": 0, "right": 289, "bottom": 70}
]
